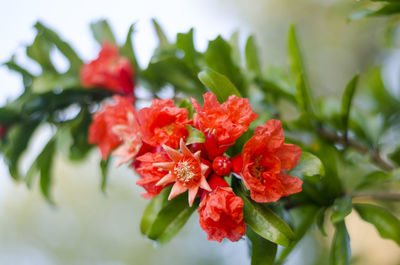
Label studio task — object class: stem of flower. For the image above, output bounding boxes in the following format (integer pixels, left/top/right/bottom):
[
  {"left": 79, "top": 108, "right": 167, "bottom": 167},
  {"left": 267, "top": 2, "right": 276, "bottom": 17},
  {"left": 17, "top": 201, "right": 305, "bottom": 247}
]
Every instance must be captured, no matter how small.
[
  {"left": 316, "top": 126, "right": 395, "bottom": 172},
  {"left": 352, "top": 192, "right": 400, "bottom": 201}
]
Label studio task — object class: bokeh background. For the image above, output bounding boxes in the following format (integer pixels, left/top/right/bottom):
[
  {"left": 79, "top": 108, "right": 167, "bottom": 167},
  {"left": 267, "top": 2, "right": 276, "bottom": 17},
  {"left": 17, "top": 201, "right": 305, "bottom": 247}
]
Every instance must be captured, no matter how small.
[{"left": 0, "top": 0, "right": 399, "bottom": 264}]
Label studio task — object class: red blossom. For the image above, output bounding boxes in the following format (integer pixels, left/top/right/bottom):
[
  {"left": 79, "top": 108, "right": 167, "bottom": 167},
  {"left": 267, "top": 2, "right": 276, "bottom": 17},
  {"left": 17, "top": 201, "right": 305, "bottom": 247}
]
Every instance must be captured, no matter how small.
[
  {"left": 81, "top": 42, "right": 135, "bottom": 96},
  {"left": 136, "top": 151, "right": 171, "bottom": 199},
  {"left": 137, "top": 99, "right": 189, "bottom": 149},
  {"left": 88, "top": 95, "right": 137, "bottom": 160},
  {"left": 191, "top": 92, "right": 258, "bottom": 158},
  {"left": 198, "top": 175, "right": 246, "bottom": 242},
  {"left": 241, "top": 119, "right": 303, "bottom": 203},
  {"left": 154, "top": 139, "right": 211, "bottom": 206}
]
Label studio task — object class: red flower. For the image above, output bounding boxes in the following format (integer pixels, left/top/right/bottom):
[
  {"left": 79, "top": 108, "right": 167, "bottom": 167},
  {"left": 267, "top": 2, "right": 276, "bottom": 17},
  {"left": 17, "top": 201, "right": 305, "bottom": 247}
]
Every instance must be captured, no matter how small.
[
  {"left": 136, "top": 151, "right": 171, "bottom": 199},
  {"left": 191, "top": 92, "right": 257, "bottom": 158},
  {"left": 137, "top": 99, "right": 189, "bottom": 149},
  {"left": 0, "top": 126, "right": 6, "bottom": 138},
  {"left": 154, "top": 139, "right": 211, "bottom": 206},
  {"left": 81, "top": 43, "right": 135, "bottom": 96},
  {"left": 198, "top": 175, "right": 246, "bottom": 242},
  {"left": 241, "top": 119, "right": 302, "bottom": 203},
  {"left": 88, "top": 95, "right": 137, "bottom": 160}
]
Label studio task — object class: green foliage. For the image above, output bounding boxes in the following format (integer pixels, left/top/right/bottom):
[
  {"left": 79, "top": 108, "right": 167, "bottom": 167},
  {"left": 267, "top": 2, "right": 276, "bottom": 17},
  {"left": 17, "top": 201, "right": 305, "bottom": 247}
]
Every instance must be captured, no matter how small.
[
  {"left": 1, "top": 14, "right": 400, "bottom": 265},
  {"left": 354, "top": 204, "right": 400, "bottom": 245}
]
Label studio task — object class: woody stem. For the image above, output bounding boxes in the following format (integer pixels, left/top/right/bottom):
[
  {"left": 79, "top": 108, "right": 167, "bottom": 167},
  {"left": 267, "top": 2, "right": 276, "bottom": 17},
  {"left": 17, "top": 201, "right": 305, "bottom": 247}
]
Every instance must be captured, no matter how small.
[{"left": 316, "top": 126, "right": 395, "bottom": 172}]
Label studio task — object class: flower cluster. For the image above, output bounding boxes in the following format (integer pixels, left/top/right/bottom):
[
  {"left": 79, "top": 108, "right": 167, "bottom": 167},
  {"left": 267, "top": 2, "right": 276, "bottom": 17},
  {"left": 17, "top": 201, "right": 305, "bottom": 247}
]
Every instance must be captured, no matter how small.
[{"left": 83, "top": 45, "right": 303, "bottom": 242}]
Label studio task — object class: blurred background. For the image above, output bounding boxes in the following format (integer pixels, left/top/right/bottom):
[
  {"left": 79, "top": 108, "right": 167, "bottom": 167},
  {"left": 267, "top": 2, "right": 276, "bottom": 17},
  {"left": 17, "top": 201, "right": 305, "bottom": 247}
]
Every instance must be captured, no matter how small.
[{"left": 0, "top": 0, "right": 399, "bottom": 264}]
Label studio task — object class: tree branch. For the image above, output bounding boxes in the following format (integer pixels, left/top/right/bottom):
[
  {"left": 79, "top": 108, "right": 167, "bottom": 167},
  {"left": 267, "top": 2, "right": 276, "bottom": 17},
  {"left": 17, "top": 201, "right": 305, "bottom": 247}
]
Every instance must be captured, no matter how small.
[{"left": 317, "top": 126, "right": 395, "bottom": 172}]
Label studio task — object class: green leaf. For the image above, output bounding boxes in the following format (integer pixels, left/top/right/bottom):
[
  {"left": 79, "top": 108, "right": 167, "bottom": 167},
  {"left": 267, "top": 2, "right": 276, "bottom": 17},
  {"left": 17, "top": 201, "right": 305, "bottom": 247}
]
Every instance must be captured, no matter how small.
[
  {"left": 0, "top": 108, "right": 23, "bottom": 125},
  {"left": 278, "top": 205, "right": 319, "bottom": 261},
  {"left": 204, "top": 36, "right": 246, "bottom": 95},
  {"left": 245, "top": 35, "right": 262, "bottom": 77},
  {"left": 354, "top": 204, "right": 400, "bottom": 245},
  {"left": 185, "top": 125, "right": 205, "bottom": 145},
  {"left": 31, "top": 72, "right": 80, "bottom": 93},
  {"left": 316, "top": 207, "right": 328, "bottom": 236},
  {"left": 247, "top": 226, "right": 277, "bottom": 265},
  {"left": 147, "top": 192, "right": 196, "bottom": 244},
  {"left": 330, "top": 221, "right": 351, "bottom": 265},
  {"left": 289, "top": 152, "right": 325, "bottom": 183},
  {"left": 3, "top": 121, "right": 39, "bottom": 180},
  {"left": 34, "top": 22, "right": 82, "bottom": 72},
  {"left": 295, "top": 73, "right": 314, "bottom": 116},
  {"left": 198, "top": 68, "right": 241, "bottom": 103},
  {"left": 90, "top": 20, "right": 117, "bottom": 45},
  {"left": 26, "top": 33, "right": 56, "bottom": 72},
  {"left": 140, "top": 187, "right": 170, "bottom": 235},
  {"left": 176, "top": 28, "right": 199, "bottom": 72},
  {"left": 389, "top": 145, "right": 400, "bottom": 166},
  {"left": 26, "top": 137, "right": 57, "bottom": 203},
  {"left": 151, "top": 19, "right": 170, "bottom": 48},
  {"left": 369, "top": 3, "right": 400, "bottom": 16},
  {"left": 288, "top": 25, "right": 307, "bottom": 82},
  {"left": 229, "top": 31, "right": 242, "bottom": 67},
  {"left": 341, "top": 75, "right": 359, "bottom": 140},
  {"left": 178, "top": 99, "right": 194, "bottom": 119},
  {"left": 120, "top": 24, "right": 139, "bottom": 70},
  {"left": 331, "top": 196, "right": 352, "bottom": 223},
  {"left": 100, "top": 156, "right": 110, "bottom": 193},
  {"left": 235, "top": 187, "right": 296, "bottom": 247}
]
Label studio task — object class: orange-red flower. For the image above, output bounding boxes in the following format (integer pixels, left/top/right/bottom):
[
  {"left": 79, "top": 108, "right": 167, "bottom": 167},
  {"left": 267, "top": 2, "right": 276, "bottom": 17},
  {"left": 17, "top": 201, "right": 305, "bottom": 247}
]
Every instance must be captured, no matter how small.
[
  {"left": 191, "top": 92, "right": 257, "bottom": 157},
  {"left": 88, "top": 95, "right": 137, "bottom": 160},
  {"left": 198, "top": 175, "right": 246, "bottom": 242},
  {"left": 241, "top": 119, "right": 302, "bottom": 203},
  {"left": 136, "top": 151, "right": 171, "bottom": 199},
  {"left": 137, "top": 99, "right": 189, "bottom": 149},
  {"left": 154, "top": 139, "right": 211, "bottom": 206},
  {"left": 81, "top": 42, "right": 135, "bottom": 95}
]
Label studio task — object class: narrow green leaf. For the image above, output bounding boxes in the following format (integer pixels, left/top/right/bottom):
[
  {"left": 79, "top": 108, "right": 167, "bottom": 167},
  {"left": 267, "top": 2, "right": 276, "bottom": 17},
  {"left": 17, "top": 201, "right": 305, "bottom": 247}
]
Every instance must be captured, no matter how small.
[
  {"left": 278, "top": 205, "right": 319, "bottom": 261},
  {"left": 178, "top": 99, "right": 194, "bottom": 119},
  {"left": 38, "top": 138, "right": 56, "bottom": 203},
  {"left": 235, "top": 188, "right": 296, "bottom": 247},
  {"left": 288, "top": 25, "right": 307, "bottom": 82},
  {"left": 185, "top": 125, "right": 205, "bottom": 145},
  {"left": 289, "top": 151, "right": 325, "bottom": 183},
  {"left": 176, "top": 28, "right": 199, "bottom": 72},
  {"left": 316, "top": 207, "right": 328, "bottom": 236},
  {"left": 100, "top": 156, "right": 110, "bottom": 193},
  {"left": 295, "top": 73, "right": 314, "bottom": 116},
  {"left": 229, "top": 31, "right": 242, "bottom": 67},
  {"left": 369, "top": 3, "right": 400, "bottom": 16},
  {"left": 151, "top": 19, "right": 170, "bottom": 47},
  {"left": 354, "top": 204, "right": 400, "bottom": 245},
  {"left": 331, "top": 196, "right": 352, "bottom": 223},
  {"left": 204, "top": 36, "right": 246, "bottom": 95},
  {"left": 341, "top": 75, "right": 359, "bottom": 140},
  {"left": 140, "top": 187, "right": 170, "bottom": 235},
  {"left": 247, "top": 226, "right": 277, "bottom": 265},
  {"left": 120, "top": 24, "right": 139, "bottom": 70},
  {"left": 34, "top": 22, "right": 83, "bottom": 72},
  {"left": 330, "top": 221, "right": 351, "bottom": 265},
  {"left": 0, "top": 108, "right": 23, "bottom": 125},
  {"left": 245, "top": 35, "right": 262, "bottom": 77},
  {"left": 198, "top": 68, "right": 241, "bottom": 103},
  {"left": 147, "top": 192, "right": 196, "bottom": 244},
  {"left": 31, "top": 72, "right": 80, "bottom": 93},
  {"left": 3, "top": 121, "right": 39, "bottom": 180},
  {"left": 26, "top": 33, "right": 56, "bottom": 72},
  {"left": 90, "top": 20, "right": 117, "bottom": 45}
]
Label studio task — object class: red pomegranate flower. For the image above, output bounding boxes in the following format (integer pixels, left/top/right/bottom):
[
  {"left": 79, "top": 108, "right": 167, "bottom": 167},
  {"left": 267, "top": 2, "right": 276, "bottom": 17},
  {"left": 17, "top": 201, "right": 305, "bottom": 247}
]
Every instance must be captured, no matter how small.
[
  {"left": 198, "top": 175, "right": 246, "bottom": 242},
  {"left": 241, "top": 119, "right": 302, "bottom": 203},
  {"left": 81, "top": 42, "right": 135, "bottom": 96},
  {"left": 136, "top": 151, "right": 171, "bottom": 199},
  {"left": 191, "top": 92, "right": 258, "bottom": 157},
  {"left": 154, "top": 139, "right": 211, "bottom": 206},
  {"left": 137, "top": 99, "right": 189, "bottom": 149},
  {"left": 88, "top": 95, "right": 136, "bottom": 160}
]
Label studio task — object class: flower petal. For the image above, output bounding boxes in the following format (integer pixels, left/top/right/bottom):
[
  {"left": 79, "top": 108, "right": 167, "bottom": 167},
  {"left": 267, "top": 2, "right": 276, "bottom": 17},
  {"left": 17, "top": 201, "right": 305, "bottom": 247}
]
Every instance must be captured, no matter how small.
[{"left": 168, "top": 182, "right": 187, "bottom": 200}]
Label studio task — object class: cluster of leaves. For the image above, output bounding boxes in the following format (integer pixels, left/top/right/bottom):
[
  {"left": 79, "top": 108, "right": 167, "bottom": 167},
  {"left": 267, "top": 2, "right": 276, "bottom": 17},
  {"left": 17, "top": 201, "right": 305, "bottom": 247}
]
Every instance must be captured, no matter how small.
[
  {"left": 1, "top": 14, "right": 400, "bottom": 265},
  {"left": 350, "top": 0, "right": 400, "bottom": 20}
]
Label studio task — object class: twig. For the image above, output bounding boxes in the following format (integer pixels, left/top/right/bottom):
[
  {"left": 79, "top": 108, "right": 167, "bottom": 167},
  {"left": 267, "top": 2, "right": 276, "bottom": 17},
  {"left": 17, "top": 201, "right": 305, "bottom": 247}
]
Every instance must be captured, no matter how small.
[
  {"left": 352, "top": 192, "right": 400, "bottom": 201},
  {"left": 317, "top": 126, "right": 395, "bottom": 172}
]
